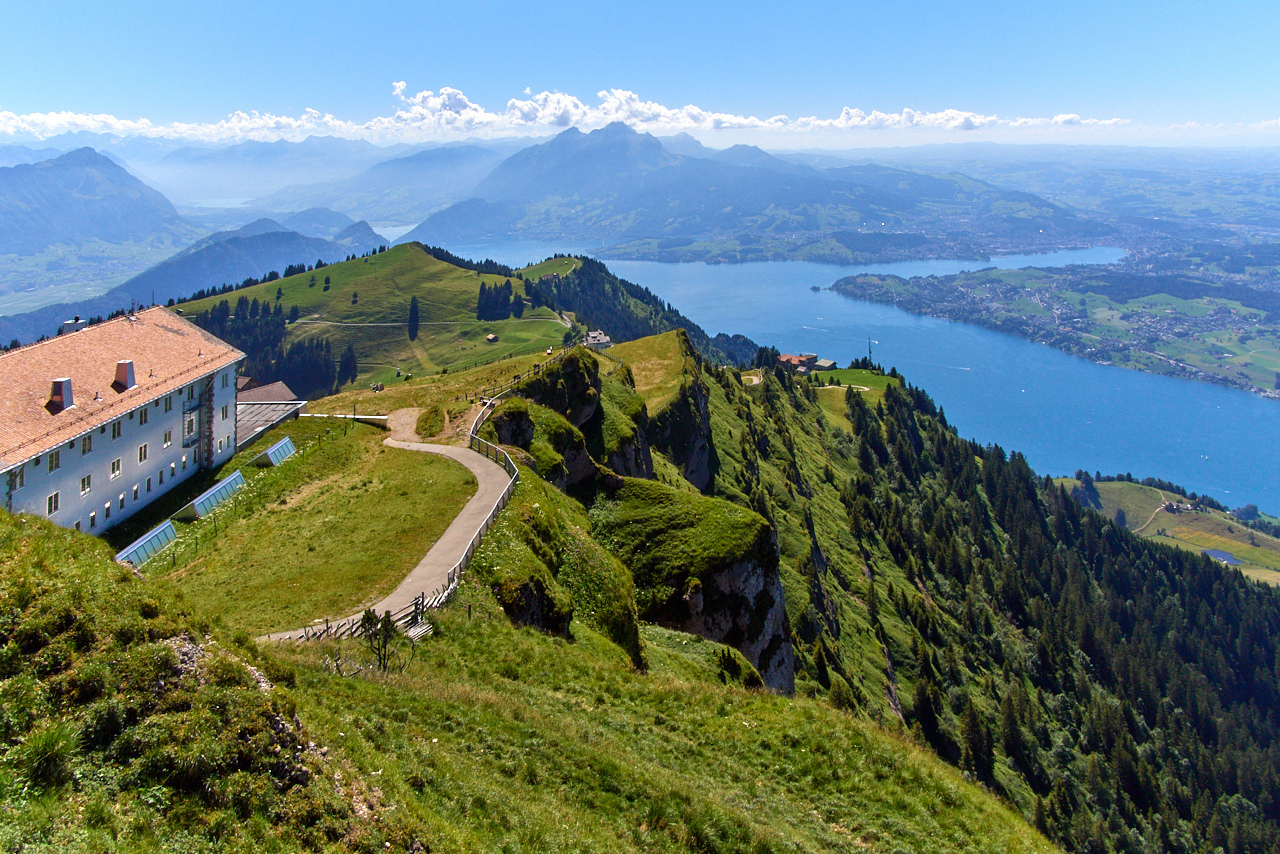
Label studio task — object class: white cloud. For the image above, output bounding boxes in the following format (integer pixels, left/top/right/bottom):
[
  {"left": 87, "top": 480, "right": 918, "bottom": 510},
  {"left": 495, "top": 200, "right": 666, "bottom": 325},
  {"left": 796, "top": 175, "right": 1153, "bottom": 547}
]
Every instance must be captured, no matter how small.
[{"left": 0, "top": 85, "right": 1218, "bottom": 147}]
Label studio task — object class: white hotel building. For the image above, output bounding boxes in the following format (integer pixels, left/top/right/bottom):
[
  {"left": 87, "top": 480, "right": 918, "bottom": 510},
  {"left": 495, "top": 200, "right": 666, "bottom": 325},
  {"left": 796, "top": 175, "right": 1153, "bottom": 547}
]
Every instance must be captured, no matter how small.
[{"left": 0, "top": 307, "right": 243, "bottom": 533}]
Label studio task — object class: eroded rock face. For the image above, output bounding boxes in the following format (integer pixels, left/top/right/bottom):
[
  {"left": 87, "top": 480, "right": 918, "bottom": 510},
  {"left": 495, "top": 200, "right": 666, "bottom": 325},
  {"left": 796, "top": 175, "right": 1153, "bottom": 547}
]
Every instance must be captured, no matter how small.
[
  {"left": 607, "top": 427, "right": 655, "bottom": 480},
  {"left": 560, "top": 441, "right": 598, "bottom": 488},
  {"left": 670, "top": 546, "right": 795, "bottom": 694},
  {"left": 490, "top": 405, "right": 535, "bottom": 448},
  {"left": 649, "top": 377, "right": 712, "bottom": 491},
  {"left": 494, "top": 575, "right": 571, "bottom": 638},
  {"left": 515, "top": 350, "right": 601, "bottom": 427}
]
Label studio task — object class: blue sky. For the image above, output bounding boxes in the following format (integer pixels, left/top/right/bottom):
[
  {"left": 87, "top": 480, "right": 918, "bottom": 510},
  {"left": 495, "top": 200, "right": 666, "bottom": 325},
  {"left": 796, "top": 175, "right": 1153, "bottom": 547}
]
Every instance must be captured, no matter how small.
[{"left": 3, "top": 0, "right": 1278, "bottom": 146}]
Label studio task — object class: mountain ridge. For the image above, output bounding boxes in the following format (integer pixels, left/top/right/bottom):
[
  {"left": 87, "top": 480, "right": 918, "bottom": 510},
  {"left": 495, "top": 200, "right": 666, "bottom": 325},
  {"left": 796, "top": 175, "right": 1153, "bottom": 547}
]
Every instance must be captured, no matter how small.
[{"left": 0, "top": 147, "right": 187, "bottom": 254}]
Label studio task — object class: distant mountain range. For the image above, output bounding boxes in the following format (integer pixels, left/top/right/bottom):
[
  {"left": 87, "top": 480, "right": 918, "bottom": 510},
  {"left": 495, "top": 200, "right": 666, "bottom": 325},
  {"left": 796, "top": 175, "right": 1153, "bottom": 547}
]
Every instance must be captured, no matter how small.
[
  {"left": 398, "top": 123, "right": 1108, "bottom": 252},
  {"left": 127, "top": 135, "right": 421, "bottom": 204},
  {"left": 0, "top": 216, "right": 385, "bottom": 345},
  {"left": 0, "top": 144, "right": 64, "bottom": 168},
  {"left": 254, "top": 144, "right": 507, "bottom": 222},
  {"left": 0, "top": 148, "right": 188, "bottom": 254}
]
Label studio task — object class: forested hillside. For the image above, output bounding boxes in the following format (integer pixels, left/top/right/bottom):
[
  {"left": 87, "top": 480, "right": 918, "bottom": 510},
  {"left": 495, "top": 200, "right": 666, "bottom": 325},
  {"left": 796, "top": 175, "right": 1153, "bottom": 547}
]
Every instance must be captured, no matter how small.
[
  {"left": 529, "top": 256, "right": 758, "bottom": 365},
  {"left": 327, "top": 328, "right": 1280, "bottom": 854},
  {"left": 596, "top": 331, "right": 1280, "bottom": 854}
]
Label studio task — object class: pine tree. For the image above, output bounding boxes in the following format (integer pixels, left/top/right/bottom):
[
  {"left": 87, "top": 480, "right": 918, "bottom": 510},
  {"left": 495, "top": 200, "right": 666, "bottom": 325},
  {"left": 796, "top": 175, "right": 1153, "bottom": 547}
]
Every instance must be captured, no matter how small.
[
  {"left": 338, "top": 344, "right": 358, "bottom": 387},
  {"left": 408, "top": 295, "right": 420, "bottom": 341}
]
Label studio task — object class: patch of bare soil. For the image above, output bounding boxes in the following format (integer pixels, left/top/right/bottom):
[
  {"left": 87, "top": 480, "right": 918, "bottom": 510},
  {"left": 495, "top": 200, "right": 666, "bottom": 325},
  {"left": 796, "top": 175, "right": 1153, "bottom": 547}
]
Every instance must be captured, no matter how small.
[{"left": 386, "top": 408, "right": 423, "bottom": 443}]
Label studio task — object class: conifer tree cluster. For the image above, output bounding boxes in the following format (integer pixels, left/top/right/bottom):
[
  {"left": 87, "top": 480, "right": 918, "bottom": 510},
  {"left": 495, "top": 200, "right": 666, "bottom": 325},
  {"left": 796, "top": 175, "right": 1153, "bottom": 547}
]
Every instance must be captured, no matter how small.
[
  {"left": 477, "top": 279, "right": 521, "bottom": 320},
  {"left": 690, "top": 358, "right": 1280, "bottom": 854},
  {"left": 192, "top": 297, "right": 337, "bottom": 398}
]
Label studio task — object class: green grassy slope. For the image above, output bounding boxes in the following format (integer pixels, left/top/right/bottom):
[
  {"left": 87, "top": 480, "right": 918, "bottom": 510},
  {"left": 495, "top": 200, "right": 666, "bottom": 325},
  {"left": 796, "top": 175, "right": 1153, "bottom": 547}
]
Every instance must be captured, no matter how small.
[
  {"left": 1055, "top": 477, "right": 1280, "bottom": 584},
  {"left": 0, "top": 349, "right": 1057, "bottom": 852},
  {"left": 607, "top": 332, "right": 1280, "bottom": 854},
  {"left": 609, "top": 331, "right": 696, "bottom": 414},
  {"left": 177, "top": 243, "right": 570, "bottom": 385}
]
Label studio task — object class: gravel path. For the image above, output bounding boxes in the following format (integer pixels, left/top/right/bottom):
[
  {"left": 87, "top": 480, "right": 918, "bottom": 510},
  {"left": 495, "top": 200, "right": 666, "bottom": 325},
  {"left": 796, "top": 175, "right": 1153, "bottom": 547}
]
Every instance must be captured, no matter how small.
[{"left": 262, "top": 409, "right": 511, "bottom": 641}]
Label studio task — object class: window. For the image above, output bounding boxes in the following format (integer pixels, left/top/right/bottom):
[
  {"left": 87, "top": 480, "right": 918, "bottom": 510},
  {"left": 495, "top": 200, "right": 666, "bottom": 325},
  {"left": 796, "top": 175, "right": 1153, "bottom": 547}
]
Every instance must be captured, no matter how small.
[
  {"left": 111, "top": 421, "right": 122, "bottom": 439},
  {"left": 222, "top": 372, "right": 229, "bottom": 388},
  {"left": 48, "top": 450, "right": 60, "bottom": 472},
  {"left": 146, "top": 477, "right": 152, "bottom": 493},
  {"left": 164, "top": 395, "right": 173, "bottom": 413},
  {"left": 138, "top": 407, "right": 149, "bottom": 426},
  {"left": 169, "top": 462, "right": 176, "bottom": 477},
  {"left": 12, "top": 466, "right": 23, "bottom": 490},
  {"left": 118, "top": 493, "right": 125, "bottom": 510},
  {"left": 187, "top": 385, "right": 195, "bottom": 400},
  {"left": 110, "top": 458, "right": 121, "bottom": 479},
  {"left": 163, "top": 430, "right": 172, "bottom": 448},
  {"left": 80, "top": 475, "right": 91, "bottom": 496},
  {"left": 74, "top": 521, "right": 81, "bottom": 532},
  {"left": 89, "top": 511, "right": 96, "bottom": 529},
  {"left": 182, "top": 454, "right": 188, "bottom": 470},
  {"left": 138, "top": 443, "right": 148, "bottom": 463},
  {"left": 81, "top": 435, "right": 92, "bottom": 455},
  {"left": 218, "top": 437, "right": 224, "bottom": 452},
  {"left": 104, "top": 502, "right": 111, "bottom": 520},
  {"left": 132, "top": 485, "right": 138, "bottom": 501},
  {"left": 221, "top": 404, "right": 228, "bottom": 421},
  {"left": 185, "top": 416, "right": 196, "bottom": 437},
  {"left": 46, "top": 492, "right": 59, "bottom": 515},
  {"left": 158, "top": 469, "right": 163, "bottom": 485}
]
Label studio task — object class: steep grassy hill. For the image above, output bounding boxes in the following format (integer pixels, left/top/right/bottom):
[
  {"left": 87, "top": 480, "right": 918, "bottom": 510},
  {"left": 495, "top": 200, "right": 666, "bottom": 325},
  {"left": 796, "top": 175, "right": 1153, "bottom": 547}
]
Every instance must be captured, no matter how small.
[
  {"left": 177, "top": 243, "right": 571, "bottom": 387},
  {"left": 313, "top": 329, "right": 1280, "bottom": 852},
  {"left": 9, "top": 295, "right": 1280, "bottom": 853},
  {"left": 555, "top": 332, "right": 1280, "bottom": 854},
  {"left": 175, "top": 248, "right": 756, "bottom": 395},
  {"left": 0, "top": 358, "right": 1055, "bottom": 852}
]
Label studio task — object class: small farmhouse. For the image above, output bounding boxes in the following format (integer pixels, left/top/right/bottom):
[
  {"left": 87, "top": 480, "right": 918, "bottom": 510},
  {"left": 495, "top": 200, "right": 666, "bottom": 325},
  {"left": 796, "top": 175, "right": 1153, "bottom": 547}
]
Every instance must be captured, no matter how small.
[
  {"left": 0, "top": 307, "right": 244, "bottom": 533},
  {"left": 585, "top": 330, "right": 613, "bottom": 350}
]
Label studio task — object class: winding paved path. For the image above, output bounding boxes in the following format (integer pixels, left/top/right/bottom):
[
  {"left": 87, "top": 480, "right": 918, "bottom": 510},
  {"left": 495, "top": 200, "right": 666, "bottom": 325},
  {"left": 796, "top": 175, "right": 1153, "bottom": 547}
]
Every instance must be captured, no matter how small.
[{"left": 263, "top": 409, "right": 511, "bottom": 641}]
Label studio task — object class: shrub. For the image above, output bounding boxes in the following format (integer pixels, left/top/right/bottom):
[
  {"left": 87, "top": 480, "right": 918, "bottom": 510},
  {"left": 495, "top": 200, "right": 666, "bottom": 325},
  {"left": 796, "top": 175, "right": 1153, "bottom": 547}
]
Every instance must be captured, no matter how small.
[
  {"left": 416, "top": 405, "right": 444, "bottom": 438},
  {"left": 829, "top": 674, "right": 856, "bottom": 712},
  {"left": 13, "top": 719, "right": 80, "bottom": 787}
]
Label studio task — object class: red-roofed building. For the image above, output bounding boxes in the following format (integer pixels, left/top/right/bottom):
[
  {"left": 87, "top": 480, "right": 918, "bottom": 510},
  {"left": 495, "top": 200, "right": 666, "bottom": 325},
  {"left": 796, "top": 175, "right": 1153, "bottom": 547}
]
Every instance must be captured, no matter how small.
[
  {"left": 777, "top": 353, "right": 818, "bottom": 372},
  {"left": 0, "top": 307, "right": 244, "bottom": 533}
]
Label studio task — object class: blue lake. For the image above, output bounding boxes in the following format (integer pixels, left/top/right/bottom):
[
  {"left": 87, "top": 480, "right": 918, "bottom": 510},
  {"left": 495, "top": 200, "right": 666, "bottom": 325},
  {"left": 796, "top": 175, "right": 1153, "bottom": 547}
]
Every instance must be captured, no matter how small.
[{"left": 450, "top": 242, "right": 1280, "bottom": 513}]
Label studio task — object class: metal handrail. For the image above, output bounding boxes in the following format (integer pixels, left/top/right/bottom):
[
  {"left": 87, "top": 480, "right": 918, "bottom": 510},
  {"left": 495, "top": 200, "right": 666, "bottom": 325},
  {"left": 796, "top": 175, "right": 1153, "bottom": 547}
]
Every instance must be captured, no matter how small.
[{"left": 285, "top": 385, "right": 521, "bottom": 642}]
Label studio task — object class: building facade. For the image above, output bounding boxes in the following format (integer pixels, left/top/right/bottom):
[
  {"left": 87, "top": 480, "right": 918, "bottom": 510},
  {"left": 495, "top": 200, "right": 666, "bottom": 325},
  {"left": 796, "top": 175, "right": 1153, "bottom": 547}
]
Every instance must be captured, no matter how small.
[{"left": 0, "top": 307, "right": 243, "bottom": 533}]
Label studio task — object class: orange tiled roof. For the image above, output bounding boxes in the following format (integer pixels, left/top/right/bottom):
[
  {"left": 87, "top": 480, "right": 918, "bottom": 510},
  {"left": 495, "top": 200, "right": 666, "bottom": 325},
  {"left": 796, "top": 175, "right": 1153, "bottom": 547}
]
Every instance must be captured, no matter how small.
[{"left": 0, "top": 307, "right": 243, "bottom": 467}]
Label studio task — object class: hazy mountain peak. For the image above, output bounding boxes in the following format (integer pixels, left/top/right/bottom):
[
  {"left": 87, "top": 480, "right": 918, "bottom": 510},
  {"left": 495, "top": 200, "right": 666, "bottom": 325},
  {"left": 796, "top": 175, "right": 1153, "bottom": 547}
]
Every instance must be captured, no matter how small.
[
  {"left": 278, "top": 207, "right": 356, "bottom": 239},
  {"left": 660, "top": 132, "right": 714, "bottom": 157},
  {"left": 0, "top": 146, "right": 183, "bottom": 255}
]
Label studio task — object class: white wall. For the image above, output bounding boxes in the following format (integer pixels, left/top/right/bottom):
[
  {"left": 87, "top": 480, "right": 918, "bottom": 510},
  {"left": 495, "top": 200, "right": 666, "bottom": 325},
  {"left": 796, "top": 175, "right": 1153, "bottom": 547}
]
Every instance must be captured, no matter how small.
[{"left": 4, "top": 365, "right": 240, "bottom": 534}]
